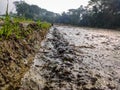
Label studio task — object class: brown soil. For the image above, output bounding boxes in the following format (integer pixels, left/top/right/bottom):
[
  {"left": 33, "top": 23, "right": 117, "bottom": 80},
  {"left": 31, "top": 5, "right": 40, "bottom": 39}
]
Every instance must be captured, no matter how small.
[{"left": 0, "top": 22, "right": 49, "bottom": 90}]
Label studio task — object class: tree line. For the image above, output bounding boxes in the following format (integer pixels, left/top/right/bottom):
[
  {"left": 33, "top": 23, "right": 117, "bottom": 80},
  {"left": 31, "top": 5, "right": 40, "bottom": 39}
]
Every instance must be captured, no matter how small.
[
  {"left": 13, "top": 0, "right": 120, "bottom": 29},
  {"left": 13, "top": 1, "right": 59, "bottom": 23}
]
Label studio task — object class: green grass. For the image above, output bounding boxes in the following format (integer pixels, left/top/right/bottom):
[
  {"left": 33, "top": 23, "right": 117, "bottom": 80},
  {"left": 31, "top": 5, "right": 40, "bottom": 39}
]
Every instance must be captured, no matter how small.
[
  {"left": 40, "top": 22, "right": 51, "bottom": 29},
  {"left": 13, "top": 17, "right": 34, "bottom": 23},
  {"left": 0, "top": 14, "right": 24, "bottom": 39},
  {"left": 0, "top": 12, "right": 12, "bottom": 38},
  {"left": 0, "top": 16, "right": 51, "bottom": 40},
  {"left": 37, "top": 20, "right": 51, "bottom": 30},
  {"left": 0, "top": 4, "right": 51, "bottom": 40}
]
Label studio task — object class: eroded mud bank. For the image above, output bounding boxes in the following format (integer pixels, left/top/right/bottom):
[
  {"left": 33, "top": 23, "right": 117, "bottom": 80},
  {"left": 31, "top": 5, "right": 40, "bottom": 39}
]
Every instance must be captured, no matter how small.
[{"left": 0, "top": 22, "right": 48, "bottom": 90}]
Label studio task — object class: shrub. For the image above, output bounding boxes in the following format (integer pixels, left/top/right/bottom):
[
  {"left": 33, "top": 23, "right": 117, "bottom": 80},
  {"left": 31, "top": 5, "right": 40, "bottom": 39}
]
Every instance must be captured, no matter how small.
[{"left": 40, "top": 22, "right": 51, "bottom": 29}]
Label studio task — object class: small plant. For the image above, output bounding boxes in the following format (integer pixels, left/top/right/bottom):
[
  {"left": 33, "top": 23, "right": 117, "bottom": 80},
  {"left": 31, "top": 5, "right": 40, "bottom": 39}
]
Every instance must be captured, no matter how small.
[
  {"left": 0, "top": 0, "right": 12, "bottom": 39},
  {"left": 37, "top": 20, "right": 41, "bottom": 27},
  {"left": 41, "top": 22, "right": 51, "bottom": 29},
  {"left": 0, "top": 0, "right": 29, "bottom": 39},
  {"left": 37, "top": 20, "right": 51, "bottom": 30}
]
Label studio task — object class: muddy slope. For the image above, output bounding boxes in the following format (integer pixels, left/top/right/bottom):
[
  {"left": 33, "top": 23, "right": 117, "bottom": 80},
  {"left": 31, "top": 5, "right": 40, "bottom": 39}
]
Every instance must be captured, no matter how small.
[
  {"left": 0, "top": 23, "right": 48, "bottom": 90},
  {"left": 20, "top": 26, "right": 120, "bottom": 90}
]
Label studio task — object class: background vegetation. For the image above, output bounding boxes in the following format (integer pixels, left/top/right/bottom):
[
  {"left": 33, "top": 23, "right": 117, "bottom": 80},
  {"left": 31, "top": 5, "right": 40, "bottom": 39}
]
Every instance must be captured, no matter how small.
[
  {"left": 13, "top": 0, "right": 120, "bottom": 29},
  {"left": 57, "top": 0, "right": 120, "bottom": 29},
  {"left": 13, "top": 1, "right": 59, "bottom": 23}
]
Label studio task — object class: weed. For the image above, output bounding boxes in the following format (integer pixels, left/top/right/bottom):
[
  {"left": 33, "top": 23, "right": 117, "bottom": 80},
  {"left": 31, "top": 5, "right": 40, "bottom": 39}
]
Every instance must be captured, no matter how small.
[
  {"left": 37, "top": 21, "right": 51, "bottom": 30},
  {"left": 41, "top": 22, "right": 51, "bottom": 29}
]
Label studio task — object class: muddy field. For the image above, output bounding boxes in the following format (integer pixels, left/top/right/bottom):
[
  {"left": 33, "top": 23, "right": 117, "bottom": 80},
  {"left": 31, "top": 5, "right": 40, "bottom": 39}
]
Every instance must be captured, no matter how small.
[{"left": 20, "top": 25, "right": 120, "bottom": 90}]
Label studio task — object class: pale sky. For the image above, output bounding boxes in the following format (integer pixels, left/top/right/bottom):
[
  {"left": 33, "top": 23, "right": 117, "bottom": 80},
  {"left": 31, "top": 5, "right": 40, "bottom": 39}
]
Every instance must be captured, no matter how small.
[
  {"left": 25, "top": 0, "right": 89, "bottom": 13},
  {"left": 0, "top": 0, "right": 89, "bottom": 14},
  {"left": 0, "top": 0, "right": 14, "bottom": 14}
]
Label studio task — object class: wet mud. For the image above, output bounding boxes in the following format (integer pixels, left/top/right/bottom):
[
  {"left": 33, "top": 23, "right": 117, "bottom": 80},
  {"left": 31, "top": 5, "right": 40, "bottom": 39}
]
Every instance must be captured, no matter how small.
[{"left": 20, "top": 25, "right": 120, "bottom": 90}]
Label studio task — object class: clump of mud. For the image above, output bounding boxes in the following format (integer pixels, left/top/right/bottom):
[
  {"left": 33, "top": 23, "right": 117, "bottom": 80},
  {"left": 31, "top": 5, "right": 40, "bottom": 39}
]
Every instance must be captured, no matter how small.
[{"left": 0, "top": 22, "right": 48, "bottom": 90}]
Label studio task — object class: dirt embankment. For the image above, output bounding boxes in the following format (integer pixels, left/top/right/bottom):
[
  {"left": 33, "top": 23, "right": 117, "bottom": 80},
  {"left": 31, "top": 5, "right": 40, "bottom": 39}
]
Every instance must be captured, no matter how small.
[
  {"left": 0, "top": 22, "right": 49, "bottom": 90},
  {"left": 20, "top": 26, "right": 120, "bottom": 90}
]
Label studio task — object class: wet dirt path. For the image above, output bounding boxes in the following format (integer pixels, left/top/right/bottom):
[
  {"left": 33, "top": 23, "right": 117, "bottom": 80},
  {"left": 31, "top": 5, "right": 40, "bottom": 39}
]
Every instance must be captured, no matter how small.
[{"left": 20, "top": 25, "right": 120, "bottom": 90}]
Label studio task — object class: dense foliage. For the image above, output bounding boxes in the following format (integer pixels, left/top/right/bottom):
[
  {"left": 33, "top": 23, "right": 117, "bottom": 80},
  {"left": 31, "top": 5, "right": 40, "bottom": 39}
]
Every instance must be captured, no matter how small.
[
  {"left": 14, "top": 0, "right": 120, "bottom": 29},
  {"left": 57, "top": 0, "right": 120, "bottom": 28}
]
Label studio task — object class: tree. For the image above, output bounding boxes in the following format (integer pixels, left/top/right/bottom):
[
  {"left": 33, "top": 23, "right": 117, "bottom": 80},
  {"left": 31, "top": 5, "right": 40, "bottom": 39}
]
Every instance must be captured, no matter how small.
[
  {"left": 14, "top": 1, "right": 59, "bottom": 22},
  {"left": 87, "top": 0, "right": 120, "bottom": 28}
]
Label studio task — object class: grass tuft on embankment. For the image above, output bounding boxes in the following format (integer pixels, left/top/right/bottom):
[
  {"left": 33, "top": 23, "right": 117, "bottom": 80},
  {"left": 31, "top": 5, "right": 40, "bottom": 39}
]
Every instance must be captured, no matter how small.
[{"left": 0, "top": 15, "right": 51, "bottom": 40}]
